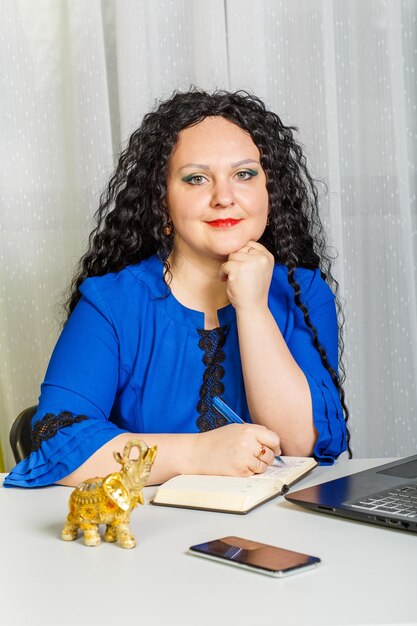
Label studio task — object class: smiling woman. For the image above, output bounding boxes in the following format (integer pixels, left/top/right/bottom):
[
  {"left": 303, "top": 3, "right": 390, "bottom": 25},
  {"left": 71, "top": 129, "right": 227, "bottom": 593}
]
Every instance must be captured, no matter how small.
[
  {"left": 4, "top": 88, "right": 350, "bottom": 490},
  {"left": 165, "top": 116, "right": 270, "bottom": 323},
  {"left": 166, "top": 117, "right": 269, "bottom": 268}
]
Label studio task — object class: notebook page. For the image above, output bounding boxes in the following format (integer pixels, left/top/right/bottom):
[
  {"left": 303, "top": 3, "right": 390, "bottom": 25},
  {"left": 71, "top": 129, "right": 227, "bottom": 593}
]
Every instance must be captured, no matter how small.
[{"left": 256, "top": 456, "right": 317, "bottom": 483}]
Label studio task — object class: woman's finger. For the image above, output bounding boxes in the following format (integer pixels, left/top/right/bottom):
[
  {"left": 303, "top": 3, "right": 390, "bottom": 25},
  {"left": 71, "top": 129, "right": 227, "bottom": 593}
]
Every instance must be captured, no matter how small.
[
  {"left": 260, "top": 446, "right": 276, "bottom": 466},
  {"left": 251, "top": 457, "right": 268, "bottom": 474},
  {"left": 250, "top": 444, "right": 275, "bottom": 473},
  {"left": 252, "top": 426, "right": 280, "bottom": 452}
]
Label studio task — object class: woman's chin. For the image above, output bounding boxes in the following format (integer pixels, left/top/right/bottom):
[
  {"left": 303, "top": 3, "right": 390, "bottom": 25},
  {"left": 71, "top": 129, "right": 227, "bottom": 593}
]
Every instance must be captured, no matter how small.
[
  {"left": 209, "top": 238, "right": 254, "bottom": 258},
  {"left": 209, "top": 244, "right": 241, "bottom": 259}
]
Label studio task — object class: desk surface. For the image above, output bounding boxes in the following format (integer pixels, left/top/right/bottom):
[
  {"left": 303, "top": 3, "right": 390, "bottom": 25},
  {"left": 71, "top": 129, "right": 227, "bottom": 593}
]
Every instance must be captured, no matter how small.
[{"left": 0, "top": 459, "right": 416, "bottom": 626}]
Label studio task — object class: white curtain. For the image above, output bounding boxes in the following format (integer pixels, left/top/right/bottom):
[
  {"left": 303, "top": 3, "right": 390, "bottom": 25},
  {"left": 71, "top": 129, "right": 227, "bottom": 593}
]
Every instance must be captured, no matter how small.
[{"left": 1, "top": 0, "right": 416, "bottom": 469}]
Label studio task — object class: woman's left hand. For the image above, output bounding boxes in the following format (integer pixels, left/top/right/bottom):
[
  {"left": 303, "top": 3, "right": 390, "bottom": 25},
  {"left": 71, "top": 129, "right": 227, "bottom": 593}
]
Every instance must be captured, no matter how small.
[{"left": 219, "top": 241, "right": 274, "bottom": 312}]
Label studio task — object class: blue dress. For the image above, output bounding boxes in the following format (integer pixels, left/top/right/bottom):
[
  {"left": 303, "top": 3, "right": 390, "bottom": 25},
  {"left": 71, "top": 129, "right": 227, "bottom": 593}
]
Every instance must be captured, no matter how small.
[{"left": 4, "top": 254, "right": 347, "bottom": 487}]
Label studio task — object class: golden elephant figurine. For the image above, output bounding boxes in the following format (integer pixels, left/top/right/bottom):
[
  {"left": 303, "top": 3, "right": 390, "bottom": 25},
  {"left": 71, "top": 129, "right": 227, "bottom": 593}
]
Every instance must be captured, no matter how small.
[{"left": 62, "top": 439, "right": 157, "bottom": 548}]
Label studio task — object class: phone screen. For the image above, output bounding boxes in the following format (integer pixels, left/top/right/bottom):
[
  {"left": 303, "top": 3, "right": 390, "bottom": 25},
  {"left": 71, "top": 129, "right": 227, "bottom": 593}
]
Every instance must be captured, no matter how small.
[{"left": 189, "top": 536, "right": 320, "bottom": 577}]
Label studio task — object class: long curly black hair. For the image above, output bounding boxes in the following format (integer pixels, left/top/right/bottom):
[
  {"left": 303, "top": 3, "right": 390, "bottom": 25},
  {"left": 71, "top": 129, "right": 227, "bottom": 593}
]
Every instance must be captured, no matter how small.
[{"left": 66, "top": 87, "right": 351, "bottom": 456}]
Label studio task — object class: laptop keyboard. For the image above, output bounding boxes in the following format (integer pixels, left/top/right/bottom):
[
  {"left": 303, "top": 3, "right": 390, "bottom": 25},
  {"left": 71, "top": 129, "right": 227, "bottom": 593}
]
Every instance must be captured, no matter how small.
[{"left": 350, "top": 482, "right": 417, "bottom": 518}]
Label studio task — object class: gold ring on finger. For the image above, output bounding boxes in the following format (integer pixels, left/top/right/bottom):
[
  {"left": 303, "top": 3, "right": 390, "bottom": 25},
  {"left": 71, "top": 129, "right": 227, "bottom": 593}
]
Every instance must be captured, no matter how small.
[{"left": 258, "top": 445, "right": 266, "bottom": 458}]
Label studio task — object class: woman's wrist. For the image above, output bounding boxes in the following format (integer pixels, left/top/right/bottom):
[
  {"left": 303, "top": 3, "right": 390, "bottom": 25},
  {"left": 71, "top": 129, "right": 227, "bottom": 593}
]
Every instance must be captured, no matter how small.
[
  {"left": 235, "top": 303, "right": 271, "bottom": 323},
  {"left": 180, "top": 433, "right": 203, "bottom": 475}
]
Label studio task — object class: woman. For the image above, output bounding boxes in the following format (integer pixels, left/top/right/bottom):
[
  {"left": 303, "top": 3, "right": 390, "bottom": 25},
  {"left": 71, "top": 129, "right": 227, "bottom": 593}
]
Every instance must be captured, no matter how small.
[{"left": 5, "top": 88, "right": 349, "bottom": 488}]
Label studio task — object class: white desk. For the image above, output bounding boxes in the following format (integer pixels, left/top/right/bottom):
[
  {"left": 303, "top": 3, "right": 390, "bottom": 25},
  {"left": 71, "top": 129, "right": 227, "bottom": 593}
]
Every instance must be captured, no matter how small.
[{"left": 0, "top": 459, "right": 416, "bottom": 626}]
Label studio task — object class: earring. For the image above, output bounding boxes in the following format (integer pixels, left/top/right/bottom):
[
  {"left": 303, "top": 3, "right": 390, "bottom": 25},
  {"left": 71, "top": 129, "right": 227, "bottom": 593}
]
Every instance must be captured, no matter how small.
[
  {"left": 163, "top": 223, "right": 173, "bottom": 236},
  {"left": 266, "top": 215, "right": 270, "bottom": 226}
]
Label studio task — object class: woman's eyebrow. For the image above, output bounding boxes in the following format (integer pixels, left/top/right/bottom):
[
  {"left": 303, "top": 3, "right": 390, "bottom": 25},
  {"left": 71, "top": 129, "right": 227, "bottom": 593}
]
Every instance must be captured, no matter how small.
[{"left": 178, "top": 158, "right": 260, "bottom": 171}]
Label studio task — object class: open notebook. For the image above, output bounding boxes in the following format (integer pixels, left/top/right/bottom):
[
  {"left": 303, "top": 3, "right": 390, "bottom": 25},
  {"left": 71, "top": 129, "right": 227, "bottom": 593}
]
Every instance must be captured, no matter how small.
[{"left": 151, "top": 457, "right": 317, "bottom": 514}]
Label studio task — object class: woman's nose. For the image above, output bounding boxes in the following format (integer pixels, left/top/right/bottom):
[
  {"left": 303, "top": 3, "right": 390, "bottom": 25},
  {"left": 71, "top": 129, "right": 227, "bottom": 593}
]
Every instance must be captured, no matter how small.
[{"left": 210, "top": 179, "right": 236, "bottom": 208}]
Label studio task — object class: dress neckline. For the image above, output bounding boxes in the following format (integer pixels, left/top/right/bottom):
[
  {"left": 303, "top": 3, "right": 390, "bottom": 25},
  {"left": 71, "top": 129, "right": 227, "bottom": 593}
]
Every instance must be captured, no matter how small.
[{"left": 135, "top": 254, "right": 236, "bottom": 329}]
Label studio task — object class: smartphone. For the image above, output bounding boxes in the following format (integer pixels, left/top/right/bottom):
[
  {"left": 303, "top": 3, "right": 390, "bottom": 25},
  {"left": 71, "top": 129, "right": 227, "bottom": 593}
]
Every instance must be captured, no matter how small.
[{"left": 188, "top": 536, "right": 320, "bottom": 578}]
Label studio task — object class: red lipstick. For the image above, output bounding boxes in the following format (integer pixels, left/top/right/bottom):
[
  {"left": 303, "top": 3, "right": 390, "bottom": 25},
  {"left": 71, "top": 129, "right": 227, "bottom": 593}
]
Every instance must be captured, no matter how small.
[{"left": 207, "top": 219, "right": 242, "bottom": 228}]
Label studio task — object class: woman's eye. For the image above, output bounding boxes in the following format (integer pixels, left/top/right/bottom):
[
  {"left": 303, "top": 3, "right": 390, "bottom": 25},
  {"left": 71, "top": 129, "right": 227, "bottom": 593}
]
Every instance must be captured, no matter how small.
[
  {"left": 182, "top": 169, "right": 258, "bottom": 185},
  {"left": 236, "top": 169, "right": 258, "bottom": 180},
  {"left": 182, "top": 174, "right": 206, "bottom": 185}
]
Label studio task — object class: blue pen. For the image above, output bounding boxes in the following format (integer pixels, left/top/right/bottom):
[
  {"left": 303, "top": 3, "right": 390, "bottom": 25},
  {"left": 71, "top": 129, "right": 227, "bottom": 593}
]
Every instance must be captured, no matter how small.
[
  {"left": 212, "top": 396, "right": 245, "bottom": 424},
  {"left": 212, "top": 396, "right": 285, "bottom": 466}
]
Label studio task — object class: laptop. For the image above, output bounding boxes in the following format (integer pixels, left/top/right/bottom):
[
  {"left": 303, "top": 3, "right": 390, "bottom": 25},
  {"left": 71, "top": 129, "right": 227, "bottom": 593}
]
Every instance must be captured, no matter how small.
[{"left": 285, "top": 454, "right": 417, "bottom": 533}]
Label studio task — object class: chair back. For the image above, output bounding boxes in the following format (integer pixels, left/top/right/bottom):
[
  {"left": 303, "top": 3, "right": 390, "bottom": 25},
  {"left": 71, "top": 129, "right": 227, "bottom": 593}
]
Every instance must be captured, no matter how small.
[{"left": 9, "top": 406, "right": 37, "bottom": 463}]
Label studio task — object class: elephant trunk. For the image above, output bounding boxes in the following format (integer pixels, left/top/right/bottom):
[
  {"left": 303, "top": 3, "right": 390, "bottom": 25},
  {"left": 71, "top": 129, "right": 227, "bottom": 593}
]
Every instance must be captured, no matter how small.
[{"left": 122, "top": 439, "right": 151, "bottom": 491}]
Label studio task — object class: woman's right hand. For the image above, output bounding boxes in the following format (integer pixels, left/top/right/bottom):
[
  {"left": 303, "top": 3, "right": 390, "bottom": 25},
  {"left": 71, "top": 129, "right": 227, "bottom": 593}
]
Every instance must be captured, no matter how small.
[{"left": 194, "top": 423, "right": 281, "bottom": 477}]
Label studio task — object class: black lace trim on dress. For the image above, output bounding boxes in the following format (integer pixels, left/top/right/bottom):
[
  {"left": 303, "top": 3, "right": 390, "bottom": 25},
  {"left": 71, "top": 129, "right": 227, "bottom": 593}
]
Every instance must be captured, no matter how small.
[
  {"left": 196, "top": 326, "right": 229, "bottom": 432},
  {"left": 31, "top": 411, "right": 88, "bottom": 452}
]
